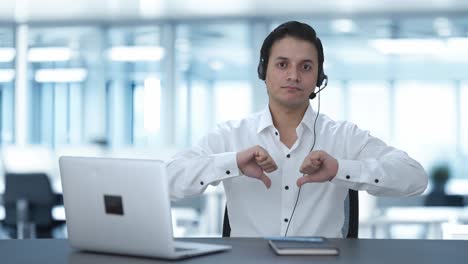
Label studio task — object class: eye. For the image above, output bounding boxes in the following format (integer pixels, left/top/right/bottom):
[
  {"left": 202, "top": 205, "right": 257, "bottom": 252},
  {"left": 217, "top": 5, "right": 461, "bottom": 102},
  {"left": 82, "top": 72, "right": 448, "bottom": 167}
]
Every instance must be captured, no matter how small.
[
  {"left": 302, "top": 64, "right": 313, "bottom": 71},
  {"left": 277, "top": 62, "right": 287, "bottom": 69}
]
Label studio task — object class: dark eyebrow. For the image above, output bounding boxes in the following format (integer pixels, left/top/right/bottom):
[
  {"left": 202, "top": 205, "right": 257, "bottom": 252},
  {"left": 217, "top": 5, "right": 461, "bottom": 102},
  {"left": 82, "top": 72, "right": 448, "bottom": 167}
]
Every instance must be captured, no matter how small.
[
  {"left": 274, "top": 56, "right": 289, "bottom": 61},
  {"left": 273, "top": 56, "right": 315, "bottom": 64}
]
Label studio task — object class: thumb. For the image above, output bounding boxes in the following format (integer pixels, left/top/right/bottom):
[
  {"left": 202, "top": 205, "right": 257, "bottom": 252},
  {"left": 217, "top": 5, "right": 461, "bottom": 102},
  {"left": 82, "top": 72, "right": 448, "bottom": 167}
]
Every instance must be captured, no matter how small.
[
  {"left": 296, "top": 176, "right": 309, "bottom": 187},
  {"left": 259, "top": 173, "right": 272, "bottom": 189}
]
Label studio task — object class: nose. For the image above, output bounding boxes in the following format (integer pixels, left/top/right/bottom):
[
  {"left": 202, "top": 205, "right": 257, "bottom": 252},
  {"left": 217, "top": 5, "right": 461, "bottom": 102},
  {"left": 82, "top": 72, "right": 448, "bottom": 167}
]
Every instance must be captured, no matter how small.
[{"left": 286, "top": 67, "right": 300, "bottom": 82}]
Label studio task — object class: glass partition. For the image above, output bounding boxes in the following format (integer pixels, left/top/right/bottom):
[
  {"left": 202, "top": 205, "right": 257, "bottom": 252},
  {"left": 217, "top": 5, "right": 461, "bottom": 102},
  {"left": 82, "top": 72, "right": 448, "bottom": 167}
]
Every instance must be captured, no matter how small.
[{"left": 0, "top": 26, "right": 15, "bottom": 144}]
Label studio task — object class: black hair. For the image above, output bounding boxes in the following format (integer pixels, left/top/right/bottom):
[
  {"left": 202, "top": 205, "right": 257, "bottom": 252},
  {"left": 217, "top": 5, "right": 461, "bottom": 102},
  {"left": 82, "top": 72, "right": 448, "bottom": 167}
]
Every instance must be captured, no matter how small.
[{"left": 257, "top": 21, "right": 326, "bottom": 90}]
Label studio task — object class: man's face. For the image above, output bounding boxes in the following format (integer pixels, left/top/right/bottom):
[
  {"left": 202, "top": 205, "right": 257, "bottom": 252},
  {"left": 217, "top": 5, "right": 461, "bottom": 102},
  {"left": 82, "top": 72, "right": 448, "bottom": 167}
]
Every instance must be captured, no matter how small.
[{"left": 265, "top": 36, "right": 319, "bottom": 109}]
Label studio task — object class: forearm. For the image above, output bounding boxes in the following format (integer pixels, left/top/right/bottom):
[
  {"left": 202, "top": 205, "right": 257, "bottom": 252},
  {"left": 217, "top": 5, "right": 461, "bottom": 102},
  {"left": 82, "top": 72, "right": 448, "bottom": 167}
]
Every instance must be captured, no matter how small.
[
  {"left": 167, "top": 149, "right": 240, "bottom": 200},
  {"left": 332, "top": 150, "right": 428, "bottom": 196}
]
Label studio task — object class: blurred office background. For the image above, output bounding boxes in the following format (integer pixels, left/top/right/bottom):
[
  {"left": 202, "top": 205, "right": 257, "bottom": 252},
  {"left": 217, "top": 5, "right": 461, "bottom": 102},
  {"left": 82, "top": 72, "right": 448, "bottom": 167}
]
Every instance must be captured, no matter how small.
[{"left": 0, "top": 0, "right": 468, "bottom": 239}]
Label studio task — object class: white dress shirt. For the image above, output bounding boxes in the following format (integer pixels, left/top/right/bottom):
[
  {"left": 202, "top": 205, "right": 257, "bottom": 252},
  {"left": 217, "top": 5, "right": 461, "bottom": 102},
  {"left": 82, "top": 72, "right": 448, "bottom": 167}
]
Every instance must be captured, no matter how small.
[{"left": 167, "top": 104, "right": 428, "bottom": 237}]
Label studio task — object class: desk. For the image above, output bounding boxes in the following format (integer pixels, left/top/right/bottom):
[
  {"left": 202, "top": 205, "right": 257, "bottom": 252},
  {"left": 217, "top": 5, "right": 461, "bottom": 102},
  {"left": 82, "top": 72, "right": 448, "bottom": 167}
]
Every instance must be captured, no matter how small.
[{"left": 1, "top": 238, "right": 468, "bottom": 264}]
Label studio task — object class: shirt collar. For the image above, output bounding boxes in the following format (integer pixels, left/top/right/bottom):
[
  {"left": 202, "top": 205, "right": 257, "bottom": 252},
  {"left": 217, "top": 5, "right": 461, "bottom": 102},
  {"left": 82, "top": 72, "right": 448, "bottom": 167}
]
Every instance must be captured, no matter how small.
[
  {"left": 300, "top": 104, "right": 318, "bottom": 132},
  {"left": 257, "top": 106, "right": 274, "bottom": 134},
  {"left": 256, "top": 104, "right": 317, "bottom": 134}
]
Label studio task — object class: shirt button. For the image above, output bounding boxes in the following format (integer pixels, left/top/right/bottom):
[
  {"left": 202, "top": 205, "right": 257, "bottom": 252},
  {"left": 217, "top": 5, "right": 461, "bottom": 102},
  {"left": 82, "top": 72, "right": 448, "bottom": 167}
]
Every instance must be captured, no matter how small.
[
  {"left": 375, "top": 179, "right": 379, "bottom": 183},
  {"left": 275, "top": 131, "right": 278, "bottom": 136},
  {"left": 346, "top": 175, "right": 350, "bottom": 179},
  {"left": 285, "top": 186, "right": 289, "bottom": 190},
  {"left": 226, "top": 170, "right": 230, "bottom": 175},
  {"left": 200, "top": 181, "right": 204, "bottom": 185},
  {"left": 286, "top": 154, "right": 291, "bottom": 158},
  {"left": 284, "top": 218, "right": 289, "bottom": 222}
]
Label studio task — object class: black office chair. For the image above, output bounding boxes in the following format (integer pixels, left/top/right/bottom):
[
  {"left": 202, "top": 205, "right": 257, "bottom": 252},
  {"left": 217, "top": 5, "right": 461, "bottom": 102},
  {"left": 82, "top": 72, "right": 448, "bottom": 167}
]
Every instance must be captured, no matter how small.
[
  {"left": 223, "top": 189, "right": 359, "bottom": 238},
  {"left": 2, "top": 172, "right": 64, "bottom": 238}
]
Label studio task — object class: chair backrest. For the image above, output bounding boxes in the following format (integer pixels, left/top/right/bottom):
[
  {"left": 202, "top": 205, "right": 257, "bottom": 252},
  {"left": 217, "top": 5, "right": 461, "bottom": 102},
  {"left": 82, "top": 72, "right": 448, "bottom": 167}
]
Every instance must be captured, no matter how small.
[
  {"left": 347, "top": 189, "right": 359, "bottom": 238},
  {"left": 3, "top": 172, "right": 55, "bottom": 227},
  {"left": 222, "top": 189, "right": 359, "bottom": 238}
]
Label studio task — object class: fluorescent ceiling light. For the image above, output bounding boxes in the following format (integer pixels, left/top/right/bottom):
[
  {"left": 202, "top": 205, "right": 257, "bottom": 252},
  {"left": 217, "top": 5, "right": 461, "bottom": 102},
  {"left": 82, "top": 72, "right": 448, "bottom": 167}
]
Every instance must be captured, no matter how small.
[
  {"left": 371, "top": 37, "right": 468, "bottom": 56},
  {"left": 331, "top": 19, "right": 356, "bottom": 33},
  {"left": 35, "top": 68, "right": 87, "bottom": 83},
  {"left": 370, "top": 39, "right": 445, "bottom": 55},
  {"left": 108, "top": 46, "right": 165, "bottom": 62},
  {"left": 0, "top": 69, "right": 15, "bottom": 82},
  {"left": 0, "top": 48, "right": 16, "bottom": 62},
  {"left": 28, "top": 47, "right": 71, "bottom": 62},
  {"left": 139, "top": 0, "right": 167, "bottom": 17}
]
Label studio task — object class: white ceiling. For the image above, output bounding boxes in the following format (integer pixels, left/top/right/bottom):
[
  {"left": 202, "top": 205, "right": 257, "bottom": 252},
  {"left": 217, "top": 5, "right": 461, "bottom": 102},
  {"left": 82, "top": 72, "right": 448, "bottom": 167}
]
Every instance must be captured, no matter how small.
[{"left": 1, "top": 0, "right": 468, "bottom": 22}]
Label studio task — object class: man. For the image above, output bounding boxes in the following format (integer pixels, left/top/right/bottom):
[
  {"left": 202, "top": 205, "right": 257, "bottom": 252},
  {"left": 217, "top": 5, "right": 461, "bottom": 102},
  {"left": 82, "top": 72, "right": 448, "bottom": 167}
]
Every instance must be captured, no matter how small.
[{"left": 167, "top": 21, "right": 428, "bottom": 237}]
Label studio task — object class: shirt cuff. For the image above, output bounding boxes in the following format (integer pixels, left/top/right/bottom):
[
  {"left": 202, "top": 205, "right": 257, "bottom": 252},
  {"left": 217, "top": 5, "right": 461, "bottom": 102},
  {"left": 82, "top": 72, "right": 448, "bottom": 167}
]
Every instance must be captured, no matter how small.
[
  {"left": 213, "top": 152, "right": 241, "bottom": 180},
  {"left": 331, "top": 159, "right": 362, "bottom": 185}
]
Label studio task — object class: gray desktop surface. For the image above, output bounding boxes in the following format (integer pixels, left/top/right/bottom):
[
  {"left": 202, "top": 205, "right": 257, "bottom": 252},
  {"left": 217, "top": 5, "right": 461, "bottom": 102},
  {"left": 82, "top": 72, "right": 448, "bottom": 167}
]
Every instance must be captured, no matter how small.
[{"left": 1, "top": 237, "right": 468, "bottom": 264}]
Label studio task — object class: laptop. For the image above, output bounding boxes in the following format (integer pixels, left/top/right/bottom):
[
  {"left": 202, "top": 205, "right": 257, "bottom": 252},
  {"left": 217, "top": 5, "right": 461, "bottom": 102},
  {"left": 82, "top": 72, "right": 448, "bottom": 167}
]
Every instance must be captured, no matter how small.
[{"left": 59, "top": 156, "right": 232, "bottom": 260}]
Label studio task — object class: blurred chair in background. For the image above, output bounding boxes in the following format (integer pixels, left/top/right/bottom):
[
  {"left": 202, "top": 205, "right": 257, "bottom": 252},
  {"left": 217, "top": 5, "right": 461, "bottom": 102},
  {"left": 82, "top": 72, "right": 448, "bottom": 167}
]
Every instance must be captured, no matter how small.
[
  {"left": 424, "top": 165, "right": 465, "bottom": 207},
  {"left": 2, "top": 172, "right": 64, "bottom": 238},
  {"left": 1, "top": 145, "right": 64, "bottom": 238}
]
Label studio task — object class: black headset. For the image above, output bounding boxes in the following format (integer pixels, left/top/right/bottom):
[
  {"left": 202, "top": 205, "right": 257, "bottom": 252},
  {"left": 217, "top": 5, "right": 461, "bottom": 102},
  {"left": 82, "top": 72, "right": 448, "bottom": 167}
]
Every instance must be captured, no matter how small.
[{"left": 257, "top": 35, "right": 328, "bottom": 100}]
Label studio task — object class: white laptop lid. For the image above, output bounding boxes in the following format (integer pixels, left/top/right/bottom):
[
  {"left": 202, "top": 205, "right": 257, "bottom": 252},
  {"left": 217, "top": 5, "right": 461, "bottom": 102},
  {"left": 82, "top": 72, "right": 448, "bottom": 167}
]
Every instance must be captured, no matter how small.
[{"left": 59, "top": 156, "right": 176, "bottom": 258}]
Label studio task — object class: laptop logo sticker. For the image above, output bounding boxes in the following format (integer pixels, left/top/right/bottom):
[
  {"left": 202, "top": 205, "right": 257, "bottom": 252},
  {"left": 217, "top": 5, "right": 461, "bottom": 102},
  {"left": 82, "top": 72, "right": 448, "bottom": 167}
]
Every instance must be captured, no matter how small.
[{"left": 104, "top": 195, "right": 124, "bottom": 215}]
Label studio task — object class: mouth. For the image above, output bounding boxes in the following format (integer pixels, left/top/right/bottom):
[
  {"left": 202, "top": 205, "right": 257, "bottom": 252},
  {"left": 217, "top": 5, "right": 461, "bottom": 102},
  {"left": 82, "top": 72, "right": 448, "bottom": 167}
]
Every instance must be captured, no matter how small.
[{"left": 281, "top": 86, "right": 303, "bottom": 91}]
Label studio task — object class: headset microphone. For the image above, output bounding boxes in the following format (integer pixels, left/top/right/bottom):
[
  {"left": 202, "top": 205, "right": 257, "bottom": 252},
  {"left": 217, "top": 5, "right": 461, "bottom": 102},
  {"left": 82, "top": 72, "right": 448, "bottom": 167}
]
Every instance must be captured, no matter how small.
[{"left": 309, "top": 74, "right": 328, "bottom": 100}]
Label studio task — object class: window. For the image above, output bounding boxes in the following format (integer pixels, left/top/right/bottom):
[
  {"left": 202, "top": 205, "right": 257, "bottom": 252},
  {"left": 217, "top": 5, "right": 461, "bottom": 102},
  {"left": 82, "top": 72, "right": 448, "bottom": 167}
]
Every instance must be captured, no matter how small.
[
  {"left": 214, "top": 81, "right": 252, "bottom": 124},
  {"left": 28, "top": 26, "right": 97, "bottom": 147},
  {"left": 394, "top": 81, "right": 456, "bottom": 168},
  {"left": 190, "top": 81, "right": 211, "bottom": 144},
  {"left": 132, "top": 78, "right": 162, "bottom": 146},
  {"left": 460, "top": 83, "right": 468, "bottom": 159},
  {"left": 310, "top": 83, "right": 345, "bottom": 121},
  {"left": 348, "top": 82, "right": 391, "bottom": 142},
  {"left": 175, "top": 22, "right": 252, "bottom": 146},
  {"left": 0, "top": 26, "right": 15, "bottom": 144},
  {"left": 107, "top": 26, "right": 165, "bottom": 147}
]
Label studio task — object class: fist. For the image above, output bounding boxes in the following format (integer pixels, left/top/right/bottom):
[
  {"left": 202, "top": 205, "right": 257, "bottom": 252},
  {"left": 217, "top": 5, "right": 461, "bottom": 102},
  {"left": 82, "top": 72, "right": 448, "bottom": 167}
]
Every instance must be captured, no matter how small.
[
  {"left": 297, "top": 150, "right": 338, "bottom": 187},
  {"left": 236, "top": 145, "right": 278, "bottom": 189}
]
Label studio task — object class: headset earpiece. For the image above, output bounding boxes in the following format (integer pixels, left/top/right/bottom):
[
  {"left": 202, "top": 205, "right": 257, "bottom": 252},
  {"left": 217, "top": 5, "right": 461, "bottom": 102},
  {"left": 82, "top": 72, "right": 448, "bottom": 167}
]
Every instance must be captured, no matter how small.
[
  {"left": 257, "top": 58, "right": 266, "bottom": 80},
  {"left": 316, "top": 70, "right": 324, "bottom": 87}
]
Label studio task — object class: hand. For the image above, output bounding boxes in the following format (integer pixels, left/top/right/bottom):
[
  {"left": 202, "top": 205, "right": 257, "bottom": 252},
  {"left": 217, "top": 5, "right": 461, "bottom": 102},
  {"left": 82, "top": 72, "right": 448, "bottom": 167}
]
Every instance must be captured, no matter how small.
[
  {"left": 236, "top": 145, "right": 278, "bottom": 189},
  {"left": 297, "top": 150, "right": 338, "bottom": 187}
]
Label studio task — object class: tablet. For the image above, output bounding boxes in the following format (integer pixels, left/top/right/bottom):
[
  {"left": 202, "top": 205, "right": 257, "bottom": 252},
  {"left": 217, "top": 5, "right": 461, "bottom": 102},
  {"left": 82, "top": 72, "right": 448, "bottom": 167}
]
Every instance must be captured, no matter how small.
[{"left": 267, "top": 237, "right": 339, "bottom": 256}]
